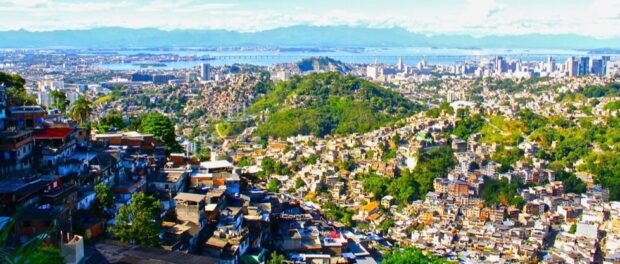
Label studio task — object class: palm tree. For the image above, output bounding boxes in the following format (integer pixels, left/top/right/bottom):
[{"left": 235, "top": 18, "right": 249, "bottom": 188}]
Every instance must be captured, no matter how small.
[
  {"left": 50, "top": 90, "right": 68, "bottom": 113},
  {"left": 70, "top": 96, "right": 93, "bottom": 125}
]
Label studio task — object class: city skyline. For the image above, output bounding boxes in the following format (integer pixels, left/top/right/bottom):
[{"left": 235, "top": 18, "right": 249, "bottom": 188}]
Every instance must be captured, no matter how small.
[{"left": 0, "top": 0, "right": 619, "bottom": 38}]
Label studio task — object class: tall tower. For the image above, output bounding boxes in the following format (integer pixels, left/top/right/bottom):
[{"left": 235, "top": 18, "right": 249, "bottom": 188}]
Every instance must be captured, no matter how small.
[
  {"left": 396, "top": 56, "right": 404, "bottom": 71},
  {"left": 579, "top": 57, "right": 590, "bottom": 76},
  {"left": 566, "top": 57, "right": 578, "bottom": 77},
  {"left": 547, "top": 56, "right": 555, "bottom": 72},
  {"left": 200, "top": 63, "right": 210, "bottom": 81}
]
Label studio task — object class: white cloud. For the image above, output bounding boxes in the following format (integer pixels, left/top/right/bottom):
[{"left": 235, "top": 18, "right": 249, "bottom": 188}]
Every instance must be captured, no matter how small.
[{"left": 0, "top": 0, "right": 618, "bottom": 37}]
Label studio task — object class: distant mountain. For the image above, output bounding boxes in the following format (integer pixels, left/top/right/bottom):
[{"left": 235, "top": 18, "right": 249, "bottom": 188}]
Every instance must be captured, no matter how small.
[
  {"left": 1, "top": 26, "right": 620, "bottom": 49},
  {"left": 251, "top": 72, "right": 422, "bottom": 138}
]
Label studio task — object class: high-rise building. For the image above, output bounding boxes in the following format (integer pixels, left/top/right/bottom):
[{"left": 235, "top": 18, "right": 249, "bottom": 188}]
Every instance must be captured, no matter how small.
[
  {"left": 547, "top": 56, "right": 555, "bottom": 72},
  {"left": 366, "top": 63, "right": 382, "bottom": 80},
  {"left": 446, "top": 90, "right": 456, "bottom": 103},
  {"left": 602, "top": 56, "right": 611, "bottom": 75},
  {"left": 37, "top": 90, "right": 53, "bottom": 107},
  {"left": 495, "top": 56, "right": 507, "bottom": 73},
  {"left": 590, "top": 58, "right": 604, "bottom": 76},
  {"left": 131, "top": 73, "right": 152, "bottom": 82},
  {"left": 396, "top": 56, "right": 405, "bottom": 71},
  {"left": 37, "top": 80, "right": 64, "bottom": 91},
  {"left": 152, "top": 74, "right": 175, "bottom": 84},
  {"left": 276, "top": 70, "right": 291, "bottom": 81},
  {"left": 186, "top": 72, "right": 198, "bottom": 82},
  {"left": 0, "top": 84, "right": 5, "bottom": 130},
  {"left": 200, "top": 63, "right": 210, "bottom": 81},
  {"left": 566, "top": 57, "right": 578, "bottom": 77},
  {"left": 579, "top": 56, "right": 590, "bottom": 76}
]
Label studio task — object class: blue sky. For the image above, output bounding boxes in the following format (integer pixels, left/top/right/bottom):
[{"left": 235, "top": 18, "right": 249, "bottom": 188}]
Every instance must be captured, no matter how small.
[{"left": 0, "top": 0, "right": 619, "bottom": 37}]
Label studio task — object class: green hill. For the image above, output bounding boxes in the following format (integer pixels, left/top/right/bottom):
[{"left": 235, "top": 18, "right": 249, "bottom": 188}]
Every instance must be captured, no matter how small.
[
  {"left": 251, "top": 72, "right": 421, "bottom": 138},
  {"left": 296, "top": 57, "right": 351, "bottom": 73}
]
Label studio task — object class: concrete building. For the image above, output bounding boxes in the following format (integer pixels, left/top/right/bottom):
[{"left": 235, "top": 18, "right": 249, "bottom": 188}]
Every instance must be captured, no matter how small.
[
  {"left": 566, "top": 57, "right": 579, "bottom": 77},
  {"left": 200, "top": 63, "right": 210, "bottom": 81},
  {"left": 174, "top": 192, "right": 206, "bottom": 225}
]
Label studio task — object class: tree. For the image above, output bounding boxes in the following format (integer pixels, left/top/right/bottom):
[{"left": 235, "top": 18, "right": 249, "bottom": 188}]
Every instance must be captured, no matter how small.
[
  {"left": 252, "top": 72, "right": 422, "bottom": 138},
  {"left": 568, "top": 223, "right": 577, "bottom": 234},
  {"left": 379, "top": 218, "right": 394, "bottom": 234},
  {"left": 94, "top": 183, "right": 114, "bottom": 216},
  {"left": 139, "top": 113, "right": 182, "bottom": 153},
  {"left": 0, "top": 213, "right": 64, "bottom": 264},
  {"left": 28, "top": 246, "right": 65, "bottom": 264},
  {"left": 69, "top": 96, "right": 93, "bottom": 125},
  {"left": 295, "top": 177, "right": 305, "bottom": 189},
  {"left": 236, "top": 156, "right": 253, "bottom": 167},
  {"left": 268, "top": 251, "right": 284, "bottom": 264},
  {"left": 362, "top": 174, "right": 388, "bottom": 198},
  {"left": 267, "top": 178, "right": 280, "bottom": 193},
  {"left": 97, "top": 113, "right": 125, "bottom": 133},
  {"left": 110, "top": 192, "right": 162, "bottom": 247},
  {"left": 50, "top": 90, "right": 68, "bottom": 113},
  {"left": 1, "top": 72, "right": 36, "bottom": 106},
  {"left": 480, "top": 178, "right": 521, "bottom": 206},
  {"left": 382, "top": 247, "right": 446, "bottom": 264}
]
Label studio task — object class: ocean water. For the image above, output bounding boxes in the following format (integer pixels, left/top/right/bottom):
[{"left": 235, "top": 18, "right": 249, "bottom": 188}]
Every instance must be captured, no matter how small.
[{"left": 93, "top": 47, "right": 595, "bottom": 70}]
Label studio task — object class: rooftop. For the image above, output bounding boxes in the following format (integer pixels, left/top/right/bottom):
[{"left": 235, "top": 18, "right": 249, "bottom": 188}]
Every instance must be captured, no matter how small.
[
  {"left": 174, "top": 192, "right": 205, "bottom": 202},
  {"left": 200, "top": 160, "right": 234, "bottom": 170},
  {"left": 35, "top": 127, "right": 73, "bottom": 140}
]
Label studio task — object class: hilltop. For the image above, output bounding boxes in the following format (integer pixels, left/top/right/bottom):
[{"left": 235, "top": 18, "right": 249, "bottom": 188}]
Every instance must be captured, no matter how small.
[
  {"left": 251, "top": 72, "right": 422, "bottom": 138},
  {"left": 296, "top": 57, "right": 351, "bottom": 73}
]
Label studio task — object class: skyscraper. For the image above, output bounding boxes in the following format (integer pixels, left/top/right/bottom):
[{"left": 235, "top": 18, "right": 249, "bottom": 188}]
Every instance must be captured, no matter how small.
[
  {"left": 547, "top": 56, "right": 555, "bottom": 72},
  {"left": 200, "top": 63, "right": 210, "bottom": 81},
  {"left": 590, "top": 58, "right": 604, "bottom": 76},
  {"left": 396, "top": 56, "right": 404, "bottom": 71},
  {"left": 566, "top": 57, "right": 578, "bottom": 77},
  {"left": 578, "top": 57, "right": 590, "bottom": 76},
  {"left": 495, "top": 56, "right": 507, "bottom": 73},
  {"left": 602, "top": 56, "right": 611, "bottom": 75}
]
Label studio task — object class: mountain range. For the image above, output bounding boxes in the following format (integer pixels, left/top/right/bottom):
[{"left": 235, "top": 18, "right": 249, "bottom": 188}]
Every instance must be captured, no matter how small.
[{"left": 1, "top": 26, "right": 619, "bottom": 50}]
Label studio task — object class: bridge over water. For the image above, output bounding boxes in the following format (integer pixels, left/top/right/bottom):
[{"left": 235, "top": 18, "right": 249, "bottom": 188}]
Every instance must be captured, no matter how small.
[{"left": 206, "top": 53, "right": 596, "bottom": 62}]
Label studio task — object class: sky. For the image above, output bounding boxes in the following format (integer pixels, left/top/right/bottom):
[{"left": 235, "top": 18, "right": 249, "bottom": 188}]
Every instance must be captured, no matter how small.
[{"left": 0, "top": 0, "right": 619, "bottom": 38}]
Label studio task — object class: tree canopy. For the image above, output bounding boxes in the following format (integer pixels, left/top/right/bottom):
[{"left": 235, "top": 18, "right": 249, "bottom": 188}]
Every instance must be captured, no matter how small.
[
  {"left": 110, "top": 192, "right": 162, "bottom": 247},
  {"left": 252, "top": 72, "right": 422, "bottom": 138},
  {"left": 362, "top": 146, "right": 456, "bottom": 204},
  {"left": 94, "top": 183, "right": 114, "bottom": 216},
  {"left": 138, "top": 113, "right": 182, "bottom": 153},
  {"left": 382, "top": 247, "right": 447, "bottom": 264},
  {"left": 69, "top": 96, "right": 93, "bottom": 125},
  {"left": 0, "top": 72, "right": 36, "bottom": 106}
]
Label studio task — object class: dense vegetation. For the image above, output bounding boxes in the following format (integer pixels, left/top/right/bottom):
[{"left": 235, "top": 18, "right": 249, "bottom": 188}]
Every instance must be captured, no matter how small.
[
  {"left": 111, "top": 192, "right": 162, "bottom": 247},
  {"left": 382, "top": 247, "right": 447, "bottom": 264},
  {"left": 96, "top": 112, "right": 125, "bottom": 133},
  {"left": 0, "top": 72, "right": 36, "bottom": 105},
  {"left": 452, "top": 114, "right": 485, "bottom": 140},
  {"left": 362, "top": 147, "right": 456, "bottom": 204},
  {"left": 480, "top": 178, "right": 524, "bottom": 207},
  {"left": 251, "top": 72, "right": 422, "bottom": 138},
  {"left": 297, "top": 57, "right": 351, "bottom": 73},
  {"left": 134, "top": 113, "right": 182, "bottom": 152}
]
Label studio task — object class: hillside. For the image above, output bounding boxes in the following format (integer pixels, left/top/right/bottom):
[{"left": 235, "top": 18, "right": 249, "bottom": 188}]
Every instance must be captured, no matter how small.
[
  {"left": 296, "top": 57, "right": 351, "bottom": 73},
  {"left": 251, "top": 72, "right": 421, "bottom": 138}
]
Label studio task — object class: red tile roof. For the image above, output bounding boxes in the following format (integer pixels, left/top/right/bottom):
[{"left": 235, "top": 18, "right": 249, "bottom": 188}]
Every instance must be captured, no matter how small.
[{"left": 35, "top": 127, "right": 73, "bottom": 140}]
